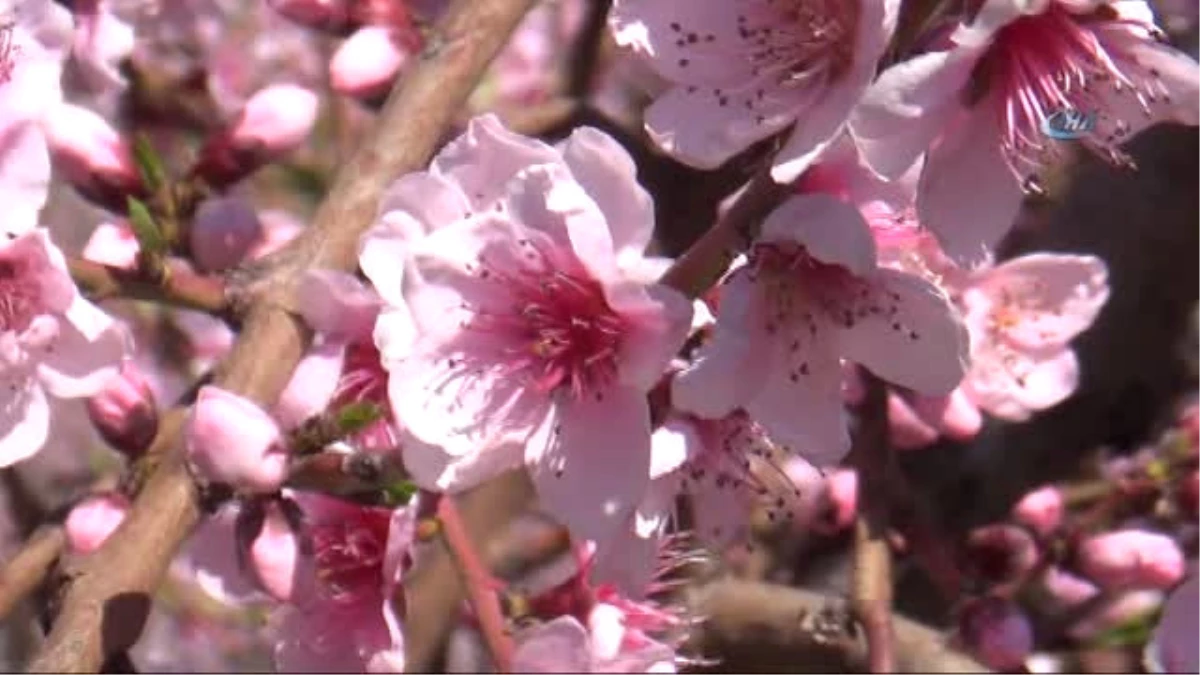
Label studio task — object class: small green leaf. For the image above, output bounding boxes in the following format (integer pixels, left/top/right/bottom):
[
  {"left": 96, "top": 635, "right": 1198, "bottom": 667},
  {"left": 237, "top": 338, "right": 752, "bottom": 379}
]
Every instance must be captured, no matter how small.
[
  {"left": 126, "top": 196, "right": 165, "bottom": 254},
  {"left": 132, "top": 134, "right": 167, "bottom": 192},
  {"left": 335, "top": 401, "right": 384, "bottom": 436},
  {"left": 383, "top": 480, "right": 418, "bottom": 505}
]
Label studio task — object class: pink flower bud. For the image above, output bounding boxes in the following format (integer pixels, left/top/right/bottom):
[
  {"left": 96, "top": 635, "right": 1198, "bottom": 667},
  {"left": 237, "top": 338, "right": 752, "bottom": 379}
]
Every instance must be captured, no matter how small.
[
  {"left": 86, "top": 361, "right": 158, "bottom": 458},
  {"left": 250, "top": 502, "right": 300, "bottom": 601},
  {"left": 1077, "top": 530, "right": 1185, "bottom": 590},
  {"left": 1012, "top": 485, "right": 1064, "bottom": 538},
  {"left": 965, "top": 524, "right": 1039, "bottom": 586},
  {"left": 65, "top": 493, "right": 130, "bottom": 554},
  {"left": 1036, "top": 566, "right": 1100, "bottom": 611},
  {"left": 41, "top": 103, "right": 144, "bottom": 212},
  {"left": 192, "top": 85, "right": 318, "bottom": 188},
  {"left": 329, "top": 26, "right": 409, "bottom": 101},
  {"left": 231, "top": 84, "right": 319, "bottom": 154},
  {"left": 813, "top": 468, "right": 857, "bottom": 535},
  {"left": 185, "top": 386, "right": 289, "bottom": 493},
  {"left": 268, "top": 0, "right": 357, "bottom": 34},
  {"left": 189, "top": 196, "right": 264, "bottom": 272},
  {"left": 959, "top": 596, "right": 1034, "bottom": 671}
]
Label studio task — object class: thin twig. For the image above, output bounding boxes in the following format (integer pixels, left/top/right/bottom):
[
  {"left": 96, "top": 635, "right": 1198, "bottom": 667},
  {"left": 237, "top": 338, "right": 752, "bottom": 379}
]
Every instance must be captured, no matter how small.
[
  {"left": 67, "top": 257, "right": 228, "bottom": 315},
  {"left": 27, "top": 1, "right": 537, "bottom": 670},
  {"left": 436, "top": 496, "right": 515, "bottom": 672},
  {"left": 849, "top": 369, "right": 898, "bottom": 673}
]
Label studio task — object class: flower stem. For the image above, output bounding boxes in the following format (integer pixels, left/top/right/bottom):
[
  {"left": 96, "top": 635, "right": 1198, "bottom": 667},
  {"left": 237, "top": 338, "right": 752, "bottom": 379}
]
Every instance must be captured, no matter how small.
[{"left": 67, "top": 257, "right": 229, "bottom": 315}]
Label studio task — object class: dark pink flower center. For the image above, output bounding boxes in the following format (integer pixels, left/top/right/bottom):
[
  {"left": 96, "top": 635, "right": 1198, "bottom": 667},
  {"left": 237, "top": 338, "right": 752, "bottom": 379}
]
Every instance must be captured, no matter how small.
[
  {"left": 0, "top": 258, "right": 40, "bottom": 333},
  {"left": 467, "top": 238, "right": 626, "bottom": 400},
  {"left": 970, "top": 4, "right": 1172, "bottom": 182},
  {"left": 310, "top": 505, "right": 392, "bottom": 603}
]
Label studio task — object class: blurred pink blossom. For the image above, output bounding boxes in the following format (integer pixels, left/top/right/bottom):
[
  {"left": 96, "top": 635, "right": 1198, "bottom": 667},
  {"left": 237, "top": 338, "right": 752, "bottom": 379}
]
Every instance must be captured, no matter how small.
[
  {"left": 1012, "top": 485, "right": 1064, "bottom": 538},
  {"left": 86, "top": 359, "right": 159, "bottom": 458},
  {"left": 1078, "top": 529, "right": 1186, "bottom": 590},
  {"left": 65, "top": 492, "right": 130, "bottom": 554}
]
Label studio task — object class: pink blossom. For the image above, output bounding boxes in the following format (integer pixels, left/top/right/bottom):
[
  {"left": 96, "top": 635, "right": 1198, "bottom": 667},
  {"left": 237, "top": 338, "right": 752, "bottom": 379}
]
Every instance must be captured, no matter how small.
[
  {"left": 886, "top": 388, "right": 984, "bottom": 449},
  {"left": 513, "top": 613, "right": 678, "bottom": 673},
  {"left": 851, "top": 0, "right": 1200, "bottom": 264},
  {"left": 958, "top": 253, "right": 1110, "bottom": 421},
  {"left": 0, "top": 228, "right": 130, "bottom": 467},
  {"left": 1012, "top": 484, "right": 1064, "bottom": 537},
  {"left": 478, "top": 0, "right": 586, "bottom": 107},
  {"left": 360, "top": 115, "right": 692, "bottom": 545},
  {"left": 185, "top": 385, "right": 289, "bottom": 493},
  {"left": 611, "top": 0, "right": 900, "bottom": 182},
  {"left": 247, "top": 208, "right": 305, "bottom": 260},
  {"left": 64, "top": 492, "right": 130, "bottom": 554},
  {"left": 41, "top": 103, "right": 142, "bottom": 212},
  {"left": 329, "top": 26, "right": 410, "bottom": 101},
  {"left": 1077, "top": 529, "right": 1186, "bottom": 590},
  {"left": 250, "top": 501, "right": 302, "bottom": 602},
  {"left": 67, "top": 1, "right": 135, "bottom": 95},
  {"left": 269, "top": 492, "right": 411, "bottom": 672},
  {"left": 814, "top": 467, "right": 859, "bottom": 534},
  {"left": 81, "top": 220, "right": 139, "bottom": 268},
  {"left": 1146, "top": 574, "right": 1199, "bottom": 674},
  {"left": 0, "top": 0, "right": 72, "bottom": 237},
  {"left": 86, "top": 359, "right": 158, "bottom": 458},
  {"left": 672, "top": 193, "right": 968, "bottom": 462},
  {"left": 172, "top": 502, "right": 267, "bottom": 607}
]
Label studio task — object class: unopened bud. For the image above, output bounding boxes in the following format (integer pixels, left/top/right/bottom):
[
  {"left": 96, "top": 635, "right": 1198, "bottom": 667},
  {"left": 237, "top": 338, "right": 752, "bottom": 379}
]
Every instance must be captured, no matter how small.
[
  {"left": 189, "top": 196, "right": 264, "bottom": 272},
  {"left": 185, "top": 386, "right": 289, "bottom": 493},
  {"left": 812, "top": 468, "right": 857, "bottom": 535},
  {"left": 1077, "top": 529, "right": 1185, "bottom": 590},
  {"left": 1012, "top": 485, "right": 1064, "bottom": 538},
  {"left": 329, "top": 26, "right": 409, "bottom": 102},
  {"left": 86, "top": 361, "right": 159, "bottom": 458},
  {"left": 192, "top": 84, "right": 318, "bottom": 188},
  {"left": 65, "top": 493, "right": 130, "bottom": 554},
  {"left": 965, "top": 523, "right": 1039, "bottom": 586},
  {"left": 958, "top": 596, "right": 1034, "bottom": 671},
  {"left": 41, "top": 103, "right": 144, "bottom": 212}
]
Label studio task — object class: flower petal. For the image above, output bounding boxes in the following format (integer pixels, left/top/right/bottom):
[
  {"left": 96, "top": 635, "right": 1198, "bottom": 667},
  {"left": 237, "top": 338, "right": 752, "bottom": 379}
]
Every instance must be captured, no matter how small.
[
  {"left": 760, "top": 193, "right": 878, "bottom": 275},
  {"left": 839, "top": 268, "right": 968, "bottom": 395},
  {"left": 401, "top": 433, "right": 524, "bottom": 493},
  {"left": 431, "top": 114, "right": 560, "bottom": 209},
  {"left": 512, "top": 616, "right": 591, "bottom": 673},
  {"left": 297, "top": 269, "right": 382, "bottom": 342},
  {"left": 527, "top": 387, "right": 651, "bottom": 546},
  {"left": 375, "top": 171, "right": 472, "bottom": 238},
  {"left": 0, "top": 379, "right": 49, "bottom": 467},
  {"left": 965, "top": 346, "right": 1079, "bottom": 420},
  {"left": 613, "top": 283, "right": 693, "bottom": 392},
  {"left": 560, "top": 126, "right": 654, "bottom": 259},
  {"left": 36, "top": 318, "right": 127, "bottom": 398}
]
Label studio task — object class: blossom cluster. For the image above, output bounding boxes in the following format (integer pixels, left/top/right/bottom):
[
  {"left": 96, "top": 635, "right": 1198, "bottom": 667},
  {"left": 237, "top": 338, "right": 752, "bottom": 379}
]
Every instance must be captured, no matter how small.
[{"left": 0, "top": 0, "right": 1196, "bottom": 672}]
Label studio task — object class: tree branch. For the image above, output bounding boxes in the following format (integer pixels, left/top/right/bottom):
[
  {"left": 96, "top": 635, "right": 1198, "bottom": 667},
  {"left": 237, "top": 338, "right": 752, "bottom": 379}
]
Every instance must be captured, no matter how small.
[
  {"left": 27, "top": 1, "right": 537, "bottom": 671},
  {"left": 0, "top": 526, "right": 66, "bottom": 622},
  {"left": 67, "top": 257, "right": 229, "bottom": 315}
]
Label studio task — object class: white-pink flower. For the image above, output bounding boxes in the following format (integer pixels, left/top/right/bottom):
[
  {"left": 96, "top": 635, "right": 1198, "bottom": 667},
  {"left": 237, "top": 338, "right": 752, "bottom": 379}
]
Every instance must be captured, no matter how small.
[
  {"left": 0, "top": 228, "right": 130, "bottom": 467},
  {"left": 360, "top": 114, "right": 692, "bottom": 545},
  {"left": 611, "top": 0, "right": 900, "bottom": 182},
  {"left": 957, "top": 252, "right": 1109, "bottom": 421},
  {"left": 672, "top": 193, "right": 968, "bottom": 461},
  {"left": 0, "top": 0, "right": 72, "bottom": 237},
  {"left": 851, "top": 0, "right": 1200, "bottom": 264}
]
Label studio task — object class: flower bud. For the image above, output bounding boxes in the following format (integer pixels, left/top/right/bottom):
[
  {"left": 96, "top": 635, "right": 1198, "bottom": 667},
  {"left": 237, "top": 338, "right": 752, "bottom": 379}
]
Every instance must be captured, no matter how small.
[
  {"left": 249, "top": 502, "right": 301, "bottom": 601},
  {"left": 189, "top": 196, "right": 264, "bottom": 272},
  {"left": 41, "top": 103, "right": 145, "bottom": 212},
  {"left": 191, "top": 84, "right": 318, "bottom": 188},
  {"left": 86, "top": 361, "right": 159, "bottom": 459},
  {"left": 65, "top": 493, "right": 130, "bottom": 554},
  {"left": 964, "top": 523, "right": 1039, "bottom": 586},
  {"left": 185, "top": 386, "right": 289, "bottom": 493},
  {"left": 1036, "top": 566, "right": 1100, "bottom": 611},
  {"left": 329, "top": 26, "right": 408, "bottom": 102},
  {"left": 1012, "top": 485, "right": 1064, "bottom": 538},
  {"left": 267, "top": 0, "right": 357, "bottom": 34},
  {"left": 1077, "top": 530, "right": 1185, "bottom": 590},
  {"left": 813, "top": 468, "right": 857, "bottom": 535},
  {"left": 958, "top": 596, "right": 1034, "bottom": 671}
]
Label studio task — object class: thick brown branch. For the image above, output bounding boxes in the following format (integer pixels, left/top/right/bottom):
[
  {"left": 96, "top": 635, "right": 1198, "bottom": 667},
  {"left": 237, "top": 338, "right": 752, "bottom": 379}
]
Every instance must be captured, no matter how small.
[
  {"left": 28, "top": 1, "right": 537, "bottom": 671},
  {"left": 0, "top": 526, "right": 66, "bottom": 622},
  {"left": 686, "top": 579, "right": 988, "bottom": 673},
  {"left": 67, "top": 258, "right": 228, "bottom": 315}
]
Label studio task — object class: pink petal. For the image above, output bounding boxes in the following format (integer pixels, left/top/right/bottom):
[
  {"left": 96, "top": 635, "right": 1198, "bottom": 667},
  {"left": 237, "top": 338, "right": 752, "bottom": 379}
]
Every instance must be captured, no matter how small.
[
  {"left": 967, "top": 253, "right": 1109, "bottom": 350},
  {"left": 649, "top": 417, "right": 698, "bottom": 479},
  {"left": 851, "top": 47, "right": 982, "bottom": 180},
  {"left": 888, "top": 392, "right": 941, "bottom": 449},
  {"left": 559, "top": 126, "right": 654, "bottom": 259},
  {"left": 913, "top": 388, "right": 983, "bottom": 441},
  {"left": 275, "top": 339, "right": 344, "bottom": 430},
  {"left": 528, "top": 387, "right": 651, "bottom": 546},
  {"left": 297, "top": 269, "right": 382, "bottom": 342},
  {"left": 400, "top": 433, "right": 524, "bottom": 493},
  {"left": 0, "top": 381, "right": 49, "bottom": 467},
  {"left": 839, "top": 268, "right": 968, "bottom": 395},
  {"left": 760, "top": 193, "right": 878, "bottom": 275},
  {"left": 672, "top": 270, "right": 772, "bottom": 419},
  {"left": 965, "top": 347, "right": 1079, "bottom": 421},
  {"left": 917, "top": 104, "right": 1025, "bottom": 267},
  {"left": 513, "top": 616, "right": 591, "bottom": 672},
  {"left": 613, "top": 283, "right": 693, "bottom": 392},
  {"left": 430, "top": 114, "right": 560, "bottom": 209},
  {"left": 372, "top": 306, "right": 417, "bottom": 364},
  {"left": 35, "top": 315, "right": 127, "bottom": 398},
  {"left": 375, "top": 171, "right": 472, "bottom": 240}
]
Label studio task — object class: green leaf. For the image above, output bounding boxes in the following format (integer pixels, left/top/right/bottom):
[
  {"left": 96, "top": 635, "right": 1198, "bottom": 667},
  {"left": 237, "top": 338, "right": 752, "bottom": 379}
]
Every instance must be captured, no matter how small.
[
  {"left": 126, "top": 196, "right": 165, "bottom": 254},
  {"left": 1088, "top": 609, "right": 1161, "bottom": 648},
  {"left": 132, "top": 134, "right": 168, "bottom": 192},
  {"left": 335, "top": 401, "right": 385, "bottom": 436},
  {"left": 383, "top": 480, "right": 418, "bottom": 505}
]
